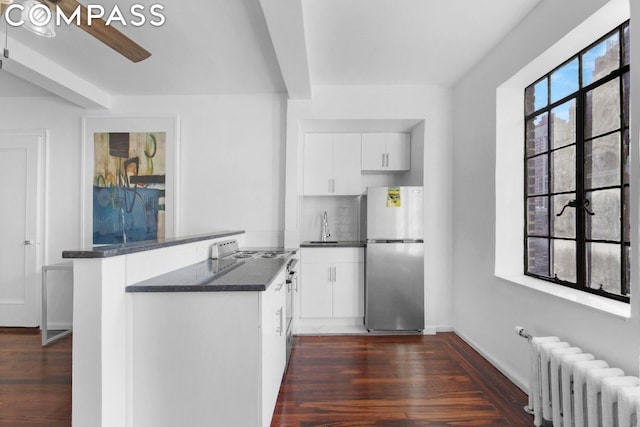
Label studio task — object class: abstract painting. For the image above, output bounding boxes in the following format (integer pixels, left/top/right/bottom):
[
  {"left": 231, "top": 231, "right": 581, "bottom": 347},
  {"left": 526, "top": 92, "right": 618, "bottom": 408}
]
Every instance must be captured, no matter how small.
[
  {"left": 93, "top": 132, "right": 166, "bottom": 244},
  {"left": 82, "top": 116, "right": 179, "bottom": 246}
]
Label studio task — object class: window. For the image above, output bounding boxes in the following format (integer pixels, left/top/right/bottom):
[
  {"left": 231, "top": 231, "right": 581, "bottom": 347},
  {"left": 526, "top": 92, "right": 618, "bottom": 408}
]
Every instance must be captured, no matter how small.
[{"left": 524, "top": 22, "right": 630, "bottom": 302}]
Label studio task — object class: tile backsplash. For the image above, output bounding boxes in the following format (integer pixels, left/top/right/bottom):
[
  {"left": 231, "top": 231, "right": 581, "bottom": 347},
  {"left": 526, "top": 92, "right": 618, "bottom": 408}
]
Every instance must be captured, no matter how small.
[{"left": 301, "top": 196, "right": 361, "bottom": 242}]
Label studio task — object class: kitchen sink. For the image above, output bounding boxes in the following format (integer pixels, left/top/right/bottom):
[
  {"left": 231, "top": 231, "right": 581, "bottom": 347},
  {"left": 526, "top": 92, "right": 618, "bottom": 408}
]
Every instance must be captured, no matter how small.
[{"left": 308, "top": 241, "right": 339, "bottom": 244}]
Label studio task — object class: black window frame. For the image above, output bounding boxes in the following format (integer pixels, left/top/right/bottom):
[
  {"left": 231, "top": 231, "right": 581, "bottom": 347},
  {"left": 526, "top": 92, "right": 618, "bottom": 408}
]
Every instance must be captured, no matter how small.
[{"left": 524, "top": 21, "right": 630, "bottom": 303}]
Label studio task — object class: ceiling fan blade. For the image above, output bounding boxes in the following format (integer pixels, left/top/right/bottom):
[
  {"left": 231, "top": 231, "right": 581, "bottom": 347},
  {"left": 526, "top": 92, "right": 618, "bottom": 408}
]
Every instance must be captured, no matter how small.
[{"left": 42, "top": 0, "right": 151, "bottom": 63}]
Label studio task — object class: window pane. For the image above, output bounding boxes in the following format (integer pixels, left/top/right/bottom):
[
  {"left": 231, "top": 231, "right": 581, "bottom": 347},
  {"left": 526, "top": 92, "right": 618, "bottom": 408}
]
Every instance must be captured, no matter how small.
[
  {"left": 623, "top": 130, "right": 630, "bottom": 184},
  {"left": 585, "top": 78, "right": 621, "bottom": 139},
  {"left": 585, "top": 132, "right": 620, "bottom": 189},
  {"left": 527, "top": 196, "right": 549, "bottom": 236},
  {"left": 624, "top": 245, "right": 630, "bottom": 296},
  {"left": 527, "top": 156, "right": 548, "bottom": 196},
  {"left": 527, "top": 237, "right": 550, "bottom": 277},
  {"left": 553, "top": 239, "right": 576, "bottom": 283},
  {"left": 623, "top": 71, "right": 630, "bottom": 127},
  {"left": 527, "top": 113, "right": 549, "bottom": 156},
  {"left": 526, "top": 78, "right": 548, "bottom": 115},
  {"left": 551, "top": 146, "right": 575, "bottom": 193},
  {"left": 551, "top": 58, "right": 579, "bottom": 103},
  {"left": 552, "top": 193, "right": 576, "bottom": 238},
  {"left": 586, "top": 189, "right": 621, "bottom": 241},
  {"left": 550, "top": 100, "right": 576, "bottom": 149},
  {"left": 623, "top": 186, "right": 630, "bottom": 243},
  {"left": 582, "top": 32, "right": 620, "bottom": 86},
  {"left": 586, "top": 242, "right": 621, "bottom": 294},
  {"left": 624, "top": 24, "right": 630, "bottom": 66}
]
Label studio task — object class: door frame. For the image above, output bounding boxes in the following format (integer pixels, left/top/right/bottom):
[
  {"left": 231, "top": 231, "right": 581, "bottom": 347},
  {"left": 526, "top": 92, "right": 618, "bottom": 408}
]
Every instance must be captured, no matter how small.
[{"left": 0, "top": 129, "right": 47, "bottom": 327}]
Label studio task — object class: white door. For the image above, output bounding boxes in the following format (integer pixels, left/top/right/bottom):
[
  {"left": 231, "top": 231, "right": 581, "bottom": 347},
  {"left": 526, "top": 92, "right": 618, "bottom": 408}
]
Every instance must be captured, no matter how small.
[{"left": 0, "top": 132, "right": 42, "bottom": 326}]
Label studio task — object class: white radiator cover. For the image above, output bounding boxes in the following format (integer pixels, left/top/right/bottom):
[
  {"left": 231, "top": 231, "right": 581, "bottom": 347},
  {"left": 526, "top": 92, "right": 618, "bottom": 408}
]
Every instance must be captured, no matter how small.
[{"left": 522, "top": 330, "right": 640, "bottom": 427}]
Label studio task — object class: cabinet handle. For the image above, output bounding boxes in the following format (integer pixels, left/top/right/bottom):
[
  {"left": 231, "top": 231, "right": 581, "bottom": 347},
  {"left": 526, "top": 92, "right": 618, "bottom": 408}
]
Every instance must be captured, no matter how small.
[
  {"left": 328, "top": 179, "right": 332, "bottom": 193},
  {"left": 332, "top": 179, "right": 335, "bottom": 193},
  {"left": 276, "top": 308, "right": 283, "bottom": 336},
  {"left": 333, "top": 267, "right": 337, "bottom": 282},
  {"left": 381, "top": 153, "right": 385, "bottom": 167},
  {"left": 385, "top": 153, "right": 390, "bottom": 167}
]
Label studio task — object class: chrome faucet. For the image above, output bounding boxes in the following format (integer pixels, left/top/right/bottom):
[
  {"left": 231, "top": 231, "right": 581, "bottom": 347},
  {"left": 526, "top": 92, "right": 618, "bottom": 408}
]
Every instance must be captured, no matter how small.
[{"left": 321, "top": 211, "right": 331, "bottom": 242}]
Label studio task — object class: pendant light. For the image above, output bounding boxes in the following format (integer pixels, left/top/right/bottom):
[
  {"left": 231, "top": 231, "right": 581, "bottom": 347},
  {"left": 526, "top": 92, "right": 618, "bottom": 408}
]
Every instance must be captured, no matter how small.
[{"left": 21, "top": 0, "right": 55, "bottom": 38}]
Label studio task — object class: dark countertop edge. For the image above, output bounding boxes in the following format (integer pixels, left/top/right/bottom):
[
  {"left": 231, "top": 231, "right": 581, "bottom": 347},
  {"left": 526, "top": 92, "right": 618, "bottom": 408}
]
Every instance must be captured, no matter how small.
[
  {"left": 300, "top": 241, "right": 366, "bottom": 248},
  {"left": 127, "top": 284, "right": 267, "bottom": 292},
  {"left": 62, "top": 230, "right": 245, "bottom": 259},
  {"left": 125, "top": 254, "right": 291, "bottom": 293}
]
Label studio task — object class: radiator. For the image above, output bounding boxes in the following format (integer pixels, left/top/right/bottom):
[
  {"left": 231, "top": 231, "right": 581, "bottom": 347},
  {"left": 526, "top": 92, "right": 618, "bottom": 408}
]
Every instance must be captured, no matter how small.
[{"left": 516, "top": 326, "right": 640, "bottom": 427}]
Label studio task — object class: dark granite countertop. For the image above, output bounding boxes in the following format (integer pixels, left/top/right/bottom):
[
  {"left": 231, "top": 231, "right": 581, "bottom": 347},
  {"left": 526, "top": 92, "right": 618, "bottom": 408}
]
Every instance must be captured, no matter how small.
[
  {"left": 300, "top": 240, "right": 365, "bottom": 248},
  {"left": 62, "top": 230, "right": 245, "bottom": 259},
  {"left": 126, "top": 255, "right": 290, "bottom": 292}
]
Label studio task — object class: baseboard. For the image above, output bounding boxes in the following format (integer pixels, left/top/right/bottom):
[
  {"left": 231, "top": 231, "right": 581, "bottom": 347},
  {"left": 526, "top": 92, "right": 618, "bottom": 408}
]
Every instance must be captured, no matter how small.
[{"left": 453, "top": 328, "right": 528, "bottom": 393}]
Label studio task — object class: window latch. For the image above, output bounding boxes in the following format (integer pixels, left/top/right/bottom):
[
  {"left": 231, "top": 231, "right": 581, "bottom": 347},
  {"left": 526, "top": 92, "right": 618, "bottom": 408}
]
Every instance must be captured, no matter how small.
[
  {"left": 556, "top": 199, "right": 595, "bottom": 217},
  {"left": 556, "top": 199, "right": 578, "bottom": 217}
]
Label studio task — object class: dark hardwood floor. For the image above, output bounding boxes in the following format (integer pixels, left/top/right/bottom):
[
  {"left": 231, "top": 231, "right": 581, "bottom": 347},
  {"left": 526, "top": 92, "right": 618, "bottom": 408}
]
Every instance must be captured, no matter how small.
[
  {"left": 0, "top": 327, "right": 71, "bottom": 427},
  {"left": 0, "top": 329, "right": 532, "bottom": 427},
  {"left": 272, "top": 333, "right": 532, "bottom": 427}
]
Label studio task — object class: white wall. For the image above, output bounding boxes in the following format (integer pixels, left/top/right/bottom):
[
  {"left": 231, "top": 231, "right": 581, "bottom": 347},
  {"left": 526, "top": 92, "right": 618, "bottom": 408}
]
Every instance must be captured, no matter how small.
[
  {"left": 284, "top": 85, "right": 454, "bottom": 331},
  {"left": 452, "top": 0, "right": 640, "bottom": 389},
  {"left": 0, "top": 92, "right": 287, "bottom": 326}
]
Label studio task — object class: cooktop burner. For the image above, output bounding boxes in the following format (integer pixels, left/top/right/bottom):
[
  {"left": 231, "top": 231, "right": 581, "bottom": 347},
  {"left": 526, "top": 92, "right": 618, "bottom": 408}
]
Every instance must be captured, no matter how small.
[
  {"left": 232, "top": 250, "right": 287, "bottom": 259},
  {"left": 211, "top": 240, "right": 289, "bottom": 260}
]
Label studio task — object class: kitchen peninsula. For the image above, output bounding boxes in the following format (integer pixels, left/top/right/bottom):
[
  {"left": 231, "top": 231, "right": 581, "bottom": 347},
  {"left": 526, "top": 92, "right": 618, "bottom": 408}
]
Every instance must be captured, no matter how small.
[{"left": 62, "top": 230, "right": 292, "bottom": 427}]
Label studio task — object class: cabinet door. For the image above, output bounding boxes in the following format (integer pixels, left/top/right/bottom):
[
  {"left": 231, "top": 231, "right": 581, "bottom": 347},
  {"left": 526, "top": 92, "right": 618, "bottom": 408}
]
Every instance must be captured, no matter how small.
[
  {"left": 332, "top": 133, "right": 362, "bottom": 195},
  {"left": 261, "top": 273, "right": 287, "bottom": 427},
  {"left": 385, "top": 133, "right": 411, "bottom": 171},
  {"left": 300, "top": 263, "right": 333, "bottom": 318},
  {"left": 303, "top": 133, "right": 333, "bottom": 195},
  {"left": 332, "top": 262, "right": 364, "bottom": 317},
  {"left": 361, "top": 133, "right": 387, "bottom": 171}
]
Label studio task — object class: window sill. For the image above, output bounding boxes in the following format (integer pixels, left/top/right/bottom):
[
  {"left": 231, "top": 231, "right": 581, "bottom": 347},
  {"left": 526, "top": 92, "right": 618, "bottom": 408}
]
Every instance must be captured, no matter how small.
[{"left": 496, "top": 273, "right": 631, "bottom": 319}]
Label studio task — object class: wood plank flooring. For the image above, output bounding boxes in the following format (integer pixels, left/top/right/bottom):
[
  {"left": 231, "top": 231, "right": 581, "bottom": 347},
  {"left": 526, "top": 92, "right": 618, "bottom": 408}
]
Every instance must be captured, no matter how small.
[
  {"left": 0, "top": 327, "right": 71, "bottom": 427},
  {"left": 271, "top": 333, "right": 532, "bottom": 426},
  {"left": 0, "top": 329, "right": 532, "bottom": 426}
]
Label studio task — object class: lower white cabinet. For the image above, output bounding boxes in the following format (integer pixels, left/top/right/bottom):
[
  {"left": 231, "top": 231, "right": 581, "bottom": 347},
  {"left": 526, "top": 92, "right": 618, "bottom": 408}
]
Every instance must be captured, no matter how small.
[
  {"left": 131, "top": 269, "right": 288, "bottom": 427},
  {"left": 260, "top": 270, "right": 287, "bottom": 427},
  {"left": 300, "top": 248, "right": 364, "bottom": 319}
]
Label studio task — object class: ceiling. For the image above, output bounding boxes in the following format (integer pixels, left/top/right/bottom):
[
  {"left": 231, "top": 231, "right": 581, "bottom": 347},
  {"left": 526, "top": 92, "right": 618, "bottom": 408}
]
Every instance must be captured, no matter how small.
[{"left": 0, "top": 0, "right": 541, "bottom": 102}]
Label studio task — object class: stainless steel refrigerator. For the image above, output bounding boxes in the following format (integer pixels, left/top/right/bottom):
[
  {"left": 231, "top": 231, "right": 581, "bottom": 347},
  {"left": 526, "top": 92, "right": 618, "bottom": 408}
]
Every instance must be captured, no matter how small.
[{"left": 363, "top": 186, "right": 424, "bottom": 332}]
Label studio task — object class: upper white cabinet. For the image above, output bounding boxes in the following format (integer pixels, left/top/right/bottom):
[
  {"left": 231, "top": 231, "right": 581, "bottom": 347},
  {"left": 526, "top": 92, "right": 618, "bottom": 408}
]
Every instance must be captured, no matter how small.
[
  {"left": 361, "top": 132, "right": 411, "bottom": 172},
  {"left": 303, "top": 133, "right": 362, "bottom": 195}
]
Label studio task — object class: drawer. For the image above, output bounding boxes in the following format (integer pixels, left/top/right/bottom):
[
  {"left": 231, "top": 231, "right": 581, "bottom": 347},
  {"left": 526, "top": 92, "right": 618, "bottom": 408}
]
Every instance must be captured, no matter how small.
[{"left": 301, "top": 247, "right": 364, "bottom": 264}]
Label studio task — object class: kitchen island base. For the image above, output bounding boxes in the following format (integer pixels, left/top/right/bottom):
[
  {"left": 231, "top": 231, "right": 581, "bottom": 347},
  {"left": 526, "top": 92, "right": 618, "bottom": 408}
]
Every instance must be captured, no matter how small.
[{"left": 131, "top": 290, "right": 282, "bottom": 427}]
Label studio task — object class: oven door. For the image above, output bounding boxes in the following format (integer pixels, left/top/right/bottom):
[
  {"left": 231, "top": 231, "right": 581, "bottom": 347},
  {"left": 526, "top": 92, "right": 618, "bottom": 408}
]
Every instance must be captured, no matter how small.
[{"left": 285, "top": 259, "right": 298, "bottom": 367}]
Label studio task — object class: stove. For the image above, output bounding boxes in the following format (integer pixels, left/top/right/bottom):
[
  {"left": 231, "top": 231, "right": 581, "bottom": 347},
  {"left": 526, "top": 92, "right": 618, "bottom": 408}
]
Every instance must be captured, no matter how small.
[
  {"left": 210, "top": 239, "right": 289, "bottom": 260},
  {"left": 231, "top": 250, "right": 288, "bottom": 259}
]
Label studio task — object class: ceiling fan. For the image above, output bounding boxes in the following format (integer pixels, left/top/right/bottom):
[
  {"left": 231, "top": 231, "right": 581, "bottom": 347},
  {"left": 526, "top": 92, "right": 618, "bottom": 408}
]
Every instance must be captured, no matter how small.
[{"left": 0, "top": 0, "right": 151, "bottom": 62}]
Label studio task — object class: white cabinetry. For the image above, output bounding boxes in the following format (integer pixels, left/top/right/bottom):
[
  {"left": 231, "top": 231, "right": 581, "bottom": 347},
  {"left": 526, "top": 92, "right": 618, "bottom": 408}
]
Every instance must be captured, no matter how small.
[
  {"left": 260, "top": 270, "right": 287, "bottom": 427},
  {"left": 361, "top": 132, "right": 410, "bottom": 171},
  {"left": 303, "top": 133, "right": 362, "bottom": 195},
  {"left": 131, "top": 268, "right": 288, "bottom": 427},
  {"left": 300, "top": 248, "right": 364, "bottom": 319}
]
